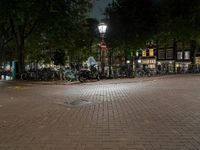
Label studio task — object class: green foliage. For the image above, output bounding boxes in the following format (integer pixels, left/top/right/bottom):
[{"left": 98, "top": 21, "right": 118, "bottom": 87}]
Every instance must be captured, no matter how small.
[
  {"left": 53, "top": 49, "right": 65, "bottom": 66},
  {"left": 105, "top": 0, "right": 200, "bottom": 56},
  {"left": 66, "top": 18, "right": 99, "bottom": 63},
  {"left": 157, "top": 0, "right": 200, "bottom": 43},
  {"left": 105, "top": 0, "right": 157, "bottom": 58},
  {"left": 0, "top": 0, "right": 92, "bottom": 72}
]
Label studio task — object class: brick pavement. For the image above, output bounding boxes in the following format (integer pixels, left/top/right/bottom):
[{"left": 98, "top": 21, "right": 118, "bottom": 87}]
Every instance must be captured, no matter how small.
[{"left": 0, "top": 75, "right": 200, "bottom": 150}]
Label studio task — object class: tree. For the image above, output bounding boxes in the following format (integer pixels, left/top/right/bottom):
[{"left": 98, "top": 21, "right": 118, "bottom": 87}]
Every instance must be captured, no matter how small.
[
  {"left": 157, "top": 0, "right": 200, "bottom": 42},
  {"left": 106, "top": 0, "right": 200, "bottom": 61},
  {"left": 66, "top": 18, "right": 99, "bottom": 64},
  {"left": 155, "top": 0, "right": 200, "bottom": 64},
  {"left": 0, "top": 20, "right": 13, "bottom": 64},
  {"left": 105, "top": 0, "right": 157, "bottom": 61},
  {"left": 53, "top": 49, "right": 65, "bottom": 66},
  {"left": 0, "top": 0, "right": 92, "bottom": 74},
  {"left": 85, "top": 18, "right": 99, "bottom": 55}
]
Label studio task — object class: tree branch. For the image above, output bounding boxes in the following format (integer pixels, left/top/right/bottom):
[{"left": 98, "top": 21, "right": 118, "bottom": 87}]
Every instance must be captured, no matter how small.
[
  {"left": 3, "top": 37, "right": 13, "bottom": 46},
  {"left": 9, "top": 18, "right": 17, "bottom": 40},
  {"left": 24, "top": 20, "right": 37, "bottom": 40}
]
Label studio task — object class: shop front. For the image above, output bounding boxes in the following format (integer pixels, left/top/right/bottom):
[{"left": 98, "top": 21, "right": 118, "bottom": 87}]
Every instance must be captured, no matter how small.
[
  {"left": 157, "top": 61, "right": 175, "bottom": 74},
  {"left": 175, "top": 61, "right": 191, "bottom": 73},
  {"left": 141, "top": 57, "right": 156, "bottom": 70}
]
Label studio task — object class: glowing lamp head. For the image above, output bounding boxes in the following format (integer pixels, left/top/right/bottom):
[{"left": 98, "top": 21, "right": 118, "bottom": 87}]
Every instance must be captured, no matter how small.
[
  {"left": 98, "top": 23, "right": 107, "bottom": 35},
  {"left": 126, "top": 60, "right": 130, "bottom": 64}
]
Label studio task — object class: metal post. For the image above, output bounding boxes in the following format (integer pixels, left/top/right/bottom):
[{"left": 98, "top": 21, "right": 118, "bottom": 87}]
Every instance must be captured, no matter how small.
[
  {"left": 98, "top": 22, "right": 107, "bottom": 78},
  {"left": 100, "top": 37, "right": 105, "bottom": 77}
]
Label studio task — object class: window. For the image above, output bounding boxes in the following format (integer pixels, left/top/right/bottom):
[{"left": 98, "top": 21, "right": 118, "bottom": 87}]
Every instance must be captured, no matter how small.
[
  {"left": 166, "top": 48, "right": 173, "bottom": 59},
  {"left": 149, "top": 59, "right": 156, "bottom": 64},
  {"left": 142, "top": 50, "right": 146, "bottom": 57},
  {"left": 184, "top": 51, "right": 190, "bottom": 60},
  {"left": 158, "top": 49, "right": 165, "bottom": 59},
  {"left": 149, "top": 49, "right": 154, "bottom": 56},
  {"left": 177, "top": 52, "right": 183, "bottom": 60},
  {"left": 196, "top": 57, "right": 200, "bottom": 64}
]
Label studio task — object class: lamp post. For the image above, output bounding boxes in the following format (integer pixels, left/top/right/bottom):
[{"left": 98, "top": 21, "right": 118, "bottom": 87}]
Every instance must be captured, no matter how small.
[
  {"left": 126, "top": 60, "right": 130, "bottom": 77},
  {"left": 98, "top": 23, "right": 107, "bottom": 77}
]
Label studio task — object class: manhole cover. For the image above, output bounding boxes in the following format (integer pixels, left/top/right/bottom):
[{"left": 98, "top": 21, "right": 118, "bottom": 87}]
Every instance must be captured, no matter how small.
[{"left": 69, "top": 99, "right": 90, "bottom": 106}]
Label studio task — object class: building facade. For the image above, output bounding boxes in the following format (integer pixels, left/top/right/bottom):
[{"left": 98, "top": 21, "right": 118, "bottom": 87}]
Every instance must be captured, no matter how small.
[
  {"left": 157, "top": 39, "right": 175, "bottom": 74},
  {"left": 175, "top": 41, "right": 193, "bottom": 73},
  {"left": 141, "top": 41, "right": 157, "bottom": 71}
]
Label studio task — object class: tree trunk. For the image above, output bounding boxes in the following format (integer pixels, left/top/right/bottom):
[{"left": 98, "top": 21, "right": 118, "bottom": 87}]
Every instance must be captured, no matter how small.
[
  {"left": 16, "top": 26, "right": 25, "bottom": 74},
  {"left": 0, "top": 39, "right": 4, "bottom": 64}
]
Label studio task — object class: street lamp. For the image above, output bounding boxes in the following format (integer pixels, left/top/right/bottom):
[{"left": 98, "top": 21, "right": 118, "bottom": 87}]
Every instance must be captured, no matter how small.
[
  {"left": 126, "top": 60, "right": 130, "bottom": 77},
  {"left": 98, "top": 23, "right": 107, "bottom": 77},
  {"left": 98, "top": 23, "right": 107, "bottom": 38}
]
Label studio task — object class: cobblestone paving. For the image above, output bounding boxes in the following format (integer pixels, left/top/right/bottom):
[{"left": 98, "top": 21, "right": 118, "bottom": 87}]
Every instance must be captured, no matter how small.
[{"left": 0, "top": 75, "right": 200, "bottom": 150}]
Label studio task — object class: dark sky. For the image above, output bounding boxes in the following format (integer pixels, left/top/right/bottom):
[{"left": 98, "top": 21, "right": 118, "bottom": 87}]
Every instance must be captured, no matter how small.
[
  {"left": 90, "top": 0, "right": 112, "bottom": 21},
  {"left": 90, "top": 0, "right": 160, "bottom": 20}
]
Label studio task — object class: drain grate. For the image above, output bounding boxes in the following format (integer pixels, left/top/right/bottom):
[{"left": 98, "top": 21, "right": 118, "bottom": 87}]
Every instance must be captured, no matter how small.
[{"left": 69, "top": 99, "right": 90, "bottom": 106}]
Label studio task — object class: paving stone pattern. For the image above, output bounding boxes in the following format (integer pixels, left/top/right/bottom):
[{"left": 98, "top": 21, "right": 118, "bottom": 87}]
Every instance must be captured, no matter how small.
[{"left": 0, "top": 75, "right": 200, "bottom": 149}]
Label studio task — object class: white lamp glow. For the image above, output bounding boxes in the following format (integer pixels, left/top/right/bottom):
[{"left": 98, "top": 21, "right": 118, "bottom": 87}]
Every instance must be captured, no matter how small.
[{"left": 98, "top": 23, "right": 107, "bottom": 35}]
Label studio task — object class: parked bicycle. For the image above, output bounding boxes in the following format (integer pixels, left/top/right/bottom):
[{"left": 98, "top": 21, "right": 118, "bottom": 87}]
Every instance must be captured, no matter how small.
[
  {"left": 135, "top": 68, "right": 154, "bottom": 77},
  {"left": 78, "top": 65, "right": 100, "bottom": 82}
]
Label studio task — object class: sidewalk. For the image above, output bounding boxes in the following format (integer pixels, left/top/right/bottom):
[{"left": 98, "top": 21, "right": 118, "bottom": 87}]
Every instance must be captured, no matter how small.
[
  {"left": 1, "top": 73, "right": 200, "bottom": 85},
  {"left": 0, "top": 75, "right": 200, "bottom": 149}
]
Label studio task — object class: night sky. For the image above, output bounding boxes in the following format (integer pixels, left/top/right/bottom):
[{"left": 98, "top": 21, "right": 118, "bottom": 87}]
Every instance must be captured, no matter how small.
[
  {"left": 90, "top": 0, "right": 113, "bottom": 21},
  {"left": 90, "top": 0, "right": 160, "bottom": 21}
]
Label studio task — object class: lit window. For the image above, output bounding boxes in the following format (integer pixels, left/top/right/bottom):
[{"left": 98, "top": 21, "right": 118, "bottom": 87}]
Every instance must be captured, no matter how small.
[
  {"left": 196, "top": 57, "right": 200, "bottom": 64},
  {"left": 149, "top": 49, "right": 154, "bottom": 56},
  {"left": 142, "top": 50, "right": 146, "bottom": 57},
  {"left": 184, "top": 51, "right": 190, "bottom": 60},
  {"left": 149, "top": 59, "right": 155, "bottom": 63},
  {"left": 177, "top": 52, "right": 183, "bottom": 60}
]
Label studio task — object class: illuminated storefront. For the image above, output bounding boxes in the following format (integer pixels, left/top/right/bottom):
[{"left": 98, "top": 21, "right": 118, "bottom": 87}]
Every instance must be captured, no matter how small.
[{"left": 175, "top": 62, "right": 191, "bottom": 73}]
